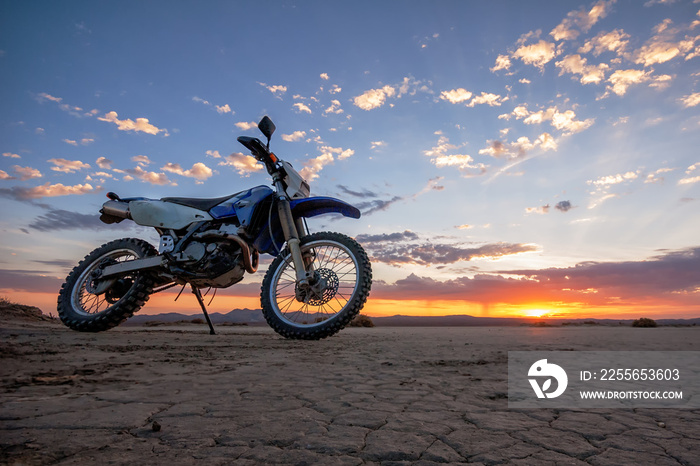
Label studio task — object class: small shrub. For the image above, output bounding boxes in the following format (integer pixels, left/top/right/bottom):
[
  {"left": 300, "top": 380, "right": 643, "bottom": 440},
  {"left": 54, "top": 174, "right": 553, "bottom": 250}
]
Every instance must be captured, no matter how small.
[
  {"left": 632, "top": 317, "right": 657, "bottom": 328},
  {"left": 349, "top": 314, "right": 375, "bottom": 327}
]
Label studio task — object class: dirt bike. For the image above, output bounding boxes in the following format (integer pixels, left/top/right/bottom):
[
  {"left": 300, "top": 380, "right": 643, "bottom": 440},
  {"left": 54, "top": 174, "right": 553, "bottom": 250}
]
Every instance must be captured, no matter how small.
[{"left": 57, "top": 116, "right": 372, "bottom": 339}]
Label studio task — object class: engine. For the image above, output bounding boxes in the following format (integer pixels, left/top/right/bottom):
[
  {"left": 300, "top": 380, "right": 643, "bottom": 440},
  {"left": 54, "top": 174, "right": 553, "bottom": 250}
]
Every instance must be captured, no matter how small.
[{"left": 173, "top": 239, "right": 246, "bottom": 288}]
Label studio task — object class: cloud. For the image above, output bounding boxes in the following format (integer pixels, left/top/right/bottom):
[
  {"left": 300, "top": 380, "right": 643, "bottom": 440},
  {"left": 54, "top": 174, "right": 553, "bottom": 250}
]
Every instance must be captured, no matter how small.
[
  {"left": 466, "top": 92, "right": 507, "bottom": 107},
  {"left": 501, "top": 246, "right": 700, "bottom": 302},
  {"left": 193, "top": 97, "right": 234, "bottom": 115},
  {"left": 218, "top": 153, "right": 263, "bottom": 177},
  {"left": 680, "top": 92, "right": 700, "bottom": 108},
  {"left": 3, "top": 152, "right": 21, "bottom": 159},
  {"left": 644, "top": 0, "right": 679, "bottom": 5},
  {"left": 161, "top": 162, "right": 213, "bottom": 182},
  {"left": 320, "top": 73, "right": 329, "bottom": 80},
  {"left": 299, "top": 152, "right": 334, "bottom": 181},
  {"left": 555, "top": 200, "right": 573, "bottom": 212},
  {"left": 293, "top": 102, "right": 312, "bottom": 114},
  {"left": 96, "top": 157, "right": 113, "bottom": 169},
  {"left": 678, "top": 176, "right": 700, "bottom": 185},
  {"left": 131, "top": 155, "right": 152, "bottom": 165},
  {"left": 512, "top": 40, "right": 557, "bottom": 69},
  {"left": 423, "top": 134, "right": 488, "bottom": 177},
  {"left": 12, "top": 165, "right": 42, "bottom": 181},
  {"left": 365, "top": 239, "right": 539, "bottom": 267},
  {"left": 259, "top": 83, "right": 287, "bottom": 96},
  {"left": 36, "top": 92, "right": 63, "bottom": 104},
  {"left": 205, "top": 150, "right": 222, "bottom": 159},
  {"left": 355, "top": 195, "right": 403, "bottom": 216},
  {"left": 490, "top": 54, "right": 512, "bottom": 72},
  {"left": 125, "top": 166, "right": 173, "bottom": 185},
  {"left": 644, "top": 167, "right": 673, "bottom": 184},
  {"left": 578, "top": 29, "right": 630, "bottom": 56},
  {"left": 355, "top": 230, "right": 420, "bottom": 244},
  {"left": 98, "top": 111, "right": 168, "bottom": 136},
  {"left": 27, "top": 209, "right": 114, "bottom": 232},
  {"left": 586, "top": 170, "right": 640, "bottom": 208},
  {"left": 372, "top": 246, "right": 700, "bottom": 306},
  {"left": 320, "top": 145, "right": 354, "bottom": 160},
  {"left": 678, "top": 163, "right": 700, "bottom": 185},
  {"left": 440, "top": 88, "right": 473, "bottom": 104},
  {"left": 588, "top": 170, "right": 639, "bottom": 187},
  {"left": 235, "top": 121, "right": 258, "bottom": 130},
  {"left": 281, "top": 131, "right": 307, "bottom": 142},
  {"left": 526, "top": 205, "right": 550, "bottom": 215},
  {"left": 635, "top": 40, "right": 685, "bottom": 66},
  {"left": 433, "top": 154, "right": 488, "bottom": 177},
  {"left": 606, "top": 69, "right": 653, "bottom": 96},
  {"left": 556, "top": 54, "right": 609, "bottom": 84},
  {"left": 550, "top": 0, "right": 616, "bottom": 41},
  {"left": 337, "top": 185, "right": 379, "bottom": 199},
  {"left": 370, "top": 141, "right": 387, "bottom": 150},
  {"left": 324, "top": 100, "right": 343, "bottom": 114},
  {"left": 0, "top": 182, "right": 99, "bottom": 200},
  {"left": 550, "top": 110, "right": 595, "bottom": 134},
  {"left": 0, "top": 170, "right": 13, "bottom": 180},
  {"left": 423, "top": 133, "right": 457, "bottom": 158},
  {"left": 48, "top": 158, "right": 91, "bottom": 173},
  {"left": 352, "top": 77, "right": 429, "bottom": 111},
  {"left": 35, "top": 92, "right": 93, "bottom": 118},
  {"left": 526, "top": 201, "right": 572, "bottom": 214},
  {"left": 353, "top": 85, "right": 396, "bottom": 110},
  {"left": 0, "top": 269, "right": 63, "bottom": 293},
  {"left": 479, "top": 133, "right": 558, "bottom": 159}
]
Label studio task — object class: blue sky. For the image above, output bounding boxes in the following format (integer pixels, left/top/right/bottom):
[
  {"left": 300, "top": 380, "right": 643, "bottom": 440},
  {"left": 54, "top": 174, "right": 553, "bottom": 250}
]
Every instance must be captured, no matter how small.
[{"left": 1, "top": 0, "right": 699, "bottom": 318}]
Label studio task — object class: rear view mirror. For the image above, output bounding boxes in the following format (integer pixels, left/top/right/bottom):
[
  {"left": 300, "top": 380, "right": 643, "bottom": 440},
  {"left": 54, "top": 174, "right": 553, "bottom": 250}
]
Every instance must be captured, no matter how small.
[{"left": 258, "top": 116, "right": 276, "bottom": 140}]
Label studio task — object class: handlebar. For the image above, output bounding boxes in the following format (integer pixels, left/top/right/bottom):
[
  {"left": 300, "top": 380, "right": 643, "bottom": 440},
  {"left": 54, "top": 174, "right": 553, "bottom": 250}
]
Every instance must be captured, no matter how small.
[
  {"left": 237, "top": 136, "right": 268, "bottom": 158},
  {"left": 237, "top": 136, "right": 279, "bottom": 174}
]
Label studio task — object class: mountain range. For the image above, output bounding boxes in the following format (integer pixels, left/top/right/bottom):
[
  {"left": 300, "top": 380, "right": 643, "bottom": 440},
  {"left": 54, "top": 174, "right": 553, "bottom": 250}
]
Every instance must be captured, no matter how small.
[{"left": 124, "top": 309, "right": 700, "bottom": 327}]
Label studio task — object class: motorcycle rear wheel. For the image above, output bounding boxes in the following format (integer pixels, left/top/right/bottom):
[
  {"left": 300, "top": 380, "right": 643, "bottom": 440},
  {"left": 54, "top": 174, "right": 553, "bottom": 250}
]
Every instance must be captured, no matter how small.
[
  {"left": 57, "top": 238, "right": 156, "bottom": 332},
  {"left": 261, "top": 231, "right": 372, "bottom": 340}
]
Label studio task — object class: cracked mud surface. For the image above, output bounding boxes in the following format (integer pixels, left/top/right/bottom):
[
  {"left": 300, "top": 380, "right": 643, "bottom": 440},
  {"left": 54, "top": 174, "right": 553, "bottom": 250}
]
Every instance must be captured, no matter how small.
[{"left": 1, "top": 323, "right": 698, "bottom": 465}]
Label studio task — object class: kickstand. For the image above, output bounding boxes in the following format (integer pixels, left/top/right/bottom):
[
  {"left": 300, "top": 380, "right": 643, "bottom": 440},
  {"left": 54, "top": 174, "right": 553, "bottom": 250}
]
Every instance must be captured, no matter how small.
[{"left": 191, "top": 285, "right": 216, "bottom": 335}]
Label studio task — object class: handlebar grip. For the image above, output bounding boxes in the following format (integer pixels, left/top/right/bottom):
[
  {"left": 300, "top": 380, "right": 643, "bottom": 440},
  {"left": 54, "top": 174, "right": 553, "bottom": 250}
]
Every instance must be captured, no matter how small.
[{"left": 237, "top": 136, "right": 268, "bottom": 154}]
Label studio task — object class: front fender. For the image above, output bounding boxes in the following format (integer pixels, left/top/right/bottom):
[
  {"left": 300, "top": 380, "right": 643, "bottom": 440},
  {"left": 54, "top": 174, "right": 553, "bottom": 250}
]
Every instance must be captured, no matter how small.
[{"left": 290, "top": 196, "right": 361, "bottom": 220}]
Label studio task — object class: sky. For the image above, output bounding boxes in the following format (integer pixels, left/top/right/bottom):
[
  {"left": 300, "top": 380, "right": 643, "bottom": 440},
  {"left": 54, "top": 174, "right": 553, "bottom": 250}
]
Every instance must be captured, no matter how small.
[{"left": 1, "top": 0, "right": 699, "bottom": 320}]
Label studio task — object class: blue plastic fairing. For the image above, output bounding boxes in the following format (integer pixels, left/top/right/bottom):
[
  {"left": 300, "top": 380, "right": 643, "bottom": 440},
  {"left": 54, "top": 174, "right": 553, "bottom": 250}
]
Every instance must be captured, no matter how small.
[
  {"left": 290, "top": 196, "right": 361, "bottom": 219},
  {"left": 209, "top": 186, "right": 274, "bottom": 226}
]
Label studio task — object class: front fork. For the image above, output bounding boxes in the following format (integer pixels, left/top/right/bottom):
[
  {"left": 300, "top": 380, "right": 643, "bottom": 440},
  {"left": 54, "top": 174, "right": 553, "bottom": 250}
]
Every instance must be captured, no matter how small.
[{"left": 274, "top": 180, "right": 312, "bottom": 286}]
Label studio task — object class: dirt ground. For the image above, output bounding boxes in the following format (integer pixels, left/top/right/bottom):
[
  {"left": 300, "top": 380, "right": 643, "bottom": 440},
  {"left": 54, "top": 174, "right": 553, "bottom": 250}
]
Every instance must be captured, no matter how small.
[{"left": 1, "top": 321, "right": 699, "bottom": 465}]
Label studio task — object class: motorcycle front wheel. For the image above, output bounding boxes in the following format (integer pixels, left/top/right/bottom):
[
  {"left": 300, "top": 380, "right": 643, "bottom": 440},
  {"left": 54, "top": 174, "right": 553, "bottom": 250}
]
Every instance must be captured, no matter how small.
[
  {"left": 57, "top": 238, "right": 156, "bottom": 332},
  {"left": 261, "top": 231, "right": 372, "bottom": 340}
]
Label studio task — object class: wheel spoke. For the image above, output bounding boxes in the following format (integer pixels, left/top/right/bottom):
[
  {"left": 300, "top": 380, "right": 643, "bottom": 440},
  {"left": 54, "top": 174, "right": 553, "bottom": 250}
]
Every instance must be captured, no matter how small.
[
  {"left": 71, "top": 248, "right": 142, "bottom": 316},
  {"left": 270, "top": 238, "right": 361, "bottom": 329}
]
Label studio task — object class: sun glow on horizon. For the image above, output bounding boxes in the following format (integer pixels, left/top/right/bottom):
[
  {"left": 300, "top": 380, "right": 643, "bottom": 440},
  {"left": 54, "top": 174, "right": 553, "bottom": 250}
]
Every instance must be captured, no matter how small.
[{"left": 522, "top": 309, "right": 551, "bottom": 318}]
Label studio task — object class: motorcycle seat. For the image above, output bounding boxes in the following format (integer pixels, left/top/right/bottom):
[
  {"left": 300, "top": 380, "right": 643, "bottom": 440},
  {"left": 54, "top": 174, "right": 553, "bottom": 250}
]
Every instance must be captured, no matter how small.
[{"left": 162, "top": 194, "right": 237, "bottom": 211}]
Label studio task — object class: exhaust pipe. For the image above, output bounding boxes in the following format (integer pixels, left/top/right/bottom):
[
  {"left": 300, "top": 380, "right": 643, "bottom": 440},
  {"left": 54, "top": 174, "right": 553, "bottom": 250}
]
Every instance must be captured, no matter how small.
[{"left": 100, "top": 200, "right": 131, "bottom": 224}]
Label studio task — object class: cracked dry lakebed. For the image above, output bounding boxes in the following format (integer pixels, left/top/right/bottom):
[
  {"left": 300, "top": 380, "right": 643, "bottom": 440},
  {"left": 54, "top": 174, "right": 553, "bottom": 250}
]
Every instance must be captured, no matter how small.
[{"left": 1, "top": 322, "right": 699, "bottom": 465}]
